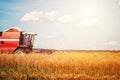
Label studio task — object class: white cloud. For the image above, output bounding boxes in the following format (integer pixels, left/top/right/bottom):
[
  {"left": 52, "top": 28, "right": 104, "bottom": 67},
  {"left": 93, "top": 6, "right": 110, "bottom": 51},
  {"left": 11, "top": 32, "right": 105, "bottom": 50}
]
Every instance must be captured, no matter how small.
[
  {"left": 45, "top": 11, "right": 57, "bottom": 21},
  {"left": 20, "top": 11, "right": 72, "bottom": 23},
  {"left": 20, "top": 11, "right": 47, "bottom": 22},
  {"left": 58, "top": 15, "right": 72, "bottom": 23}
]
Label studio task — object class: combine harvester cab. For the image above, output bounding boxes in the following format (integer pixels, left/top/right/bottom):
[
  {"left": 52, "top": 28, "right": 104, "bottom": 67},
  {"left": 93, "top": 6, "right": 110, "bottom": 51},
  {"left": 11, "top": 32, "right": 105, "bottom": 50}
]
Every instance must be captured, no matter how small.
[{"left": 0, "top": 28, "right": 37, "bottom": 54}]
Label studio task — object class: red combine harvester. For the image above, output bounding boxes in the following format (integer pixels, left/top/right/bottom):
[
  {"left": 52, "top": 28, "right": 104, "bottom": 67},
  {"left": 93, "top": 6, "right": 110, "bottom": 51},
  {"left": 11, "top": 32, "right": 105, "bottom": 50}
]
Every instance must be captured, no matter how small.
[{"left": 0, "top": 28, "right": 37, "bottom": 54}]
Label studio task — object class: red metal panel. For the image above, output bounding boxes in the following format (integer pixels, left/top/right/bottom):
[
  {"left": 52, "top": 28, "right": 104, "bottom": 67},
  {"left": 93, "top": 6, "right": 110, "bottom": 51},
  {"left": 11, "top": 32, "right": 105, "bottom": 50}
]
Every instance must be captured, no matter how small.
[
  {"left": 0, "top": 32, "right": 21, "bottom": 39},
  {"left": 0, "top": 41, "right": 19, "bottom": 47},
  {"left": 0, "top": 31, "right": 21, "bottom": 53},
  {"left": 0, "top": 47, "right": 17, "bottom": 54}
]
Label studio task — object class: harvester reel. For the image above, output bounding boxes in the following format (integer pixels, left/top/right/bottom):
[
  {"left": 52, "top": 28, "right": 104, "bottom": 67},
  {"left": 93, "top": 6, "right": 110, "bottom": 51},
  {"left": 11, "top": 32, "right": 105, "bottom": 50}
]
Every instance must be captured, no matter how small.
[{"left": 14, "top": 49, "right": 25, "bottom": 55}]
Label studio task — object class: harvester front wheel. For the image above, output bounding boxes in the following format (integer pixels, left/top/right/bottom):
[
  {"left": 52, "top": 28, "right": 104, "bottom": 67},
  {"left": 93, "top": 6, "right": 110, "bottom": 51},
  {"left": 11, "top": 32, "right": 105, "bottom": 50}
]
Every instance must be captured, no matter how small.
[{"left": 14, "top": 49, "right": 25, "bottom": 55}]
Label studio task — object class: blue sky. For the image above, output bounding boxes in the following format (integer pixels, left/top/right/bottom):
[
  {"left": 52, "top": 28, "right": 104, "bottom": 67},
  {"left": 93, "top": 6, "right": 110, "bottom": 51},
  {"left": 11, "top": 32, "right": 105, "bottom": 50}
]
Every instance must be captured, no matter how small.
[
  {"left": 1, "top": 0, "right": 120, "bottom": 50},
  {"left": 0, "top": 0, "right": 22, "bottom": 30}
]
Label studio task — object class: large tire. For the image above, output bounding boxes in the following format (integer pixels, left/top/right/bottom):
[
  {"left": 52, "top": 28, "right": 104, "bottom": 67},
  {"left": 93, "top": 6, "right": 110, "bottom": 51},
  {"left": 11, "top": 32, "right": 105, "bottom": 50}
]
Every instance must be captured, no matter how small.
[{"left": 14, "top": 49, "right": 25, "bottom": 55}]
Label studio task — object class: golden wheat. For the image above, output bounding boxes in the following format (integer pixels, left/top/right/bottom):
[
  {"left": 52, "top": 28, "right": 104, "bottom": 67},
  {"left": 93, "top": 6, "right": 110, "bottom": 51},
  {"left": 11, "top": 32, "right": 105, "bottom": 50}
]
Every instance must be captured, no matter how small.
[{"left": 0, "top": 51, "right": 120, "bottom": 80}]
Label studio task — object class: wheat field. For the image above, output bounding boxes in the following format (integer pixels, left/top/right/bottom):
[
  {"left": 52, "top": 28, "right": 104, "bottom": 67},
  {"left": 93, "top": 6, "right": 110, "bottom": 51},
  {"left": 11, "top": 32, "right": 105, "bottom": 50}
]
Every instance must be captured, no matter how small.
[{"left": 0, "top": 51, "right": 120, "bottom": 80}]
